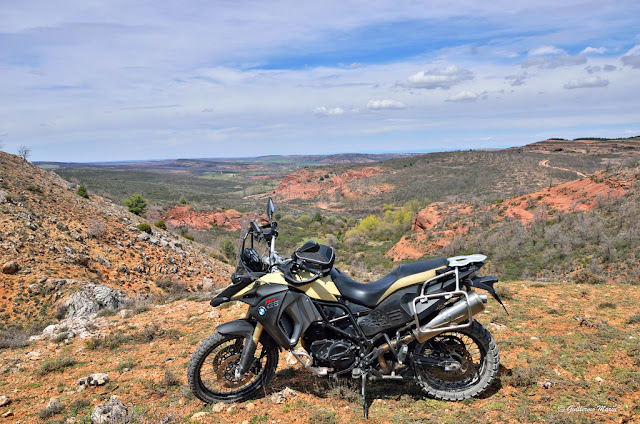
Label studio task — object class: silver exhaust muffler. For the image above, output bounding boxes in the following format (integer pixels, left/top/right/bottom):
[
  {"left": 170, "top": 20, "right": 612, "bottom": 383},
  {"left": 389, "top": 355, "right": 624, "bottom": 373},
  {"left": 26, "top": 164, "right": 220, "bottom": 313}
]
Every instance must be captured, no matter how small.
[{"left": 413, "top": 290, "right": 487, "bottom": 343}]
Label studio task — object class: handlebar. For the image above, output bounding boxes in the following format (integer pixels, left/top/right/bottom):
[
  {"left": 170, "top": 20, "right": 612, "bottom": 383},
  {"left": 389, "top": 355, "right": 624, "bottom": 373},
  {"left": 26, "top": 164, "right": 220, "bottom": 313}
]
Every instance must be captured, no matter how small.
[{"left": 279, "top": 261, "right": 322, "bottom": 285}]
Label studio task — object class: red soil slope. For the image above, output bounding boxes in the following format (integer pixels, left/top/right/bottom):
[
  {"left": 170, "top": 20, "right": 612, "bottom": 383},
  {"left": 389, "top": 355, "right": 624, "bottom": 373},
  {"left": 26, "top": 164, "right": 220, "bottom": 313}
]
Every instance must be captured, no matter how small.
[
  {"left": 163, "top": 205, "right": 244, "bottom": 231},
  {"left": 275, "top": 167, "right": 393, "bottom": 201},
  {"left": 387, "top": 169, "right": 635, "bottom": 261}
]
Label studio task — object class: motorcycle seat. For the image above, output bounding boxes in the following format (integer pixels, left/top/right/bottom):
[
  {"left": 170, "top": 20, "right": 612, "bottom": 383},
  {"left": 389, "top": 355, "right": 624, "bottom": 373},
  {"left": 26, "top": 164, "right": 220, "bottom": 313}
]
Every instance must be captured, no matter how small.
[{"left": 330, "top": 257, "right": 448, "bottom": 308}]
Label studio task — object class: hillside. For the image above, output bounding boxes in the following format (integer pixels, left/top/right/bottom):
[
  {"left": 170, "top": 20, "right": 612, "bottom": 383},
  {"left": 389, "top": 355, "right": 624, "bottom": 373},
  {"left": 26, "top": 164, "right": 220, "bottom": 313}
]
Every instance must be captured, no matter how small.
[
  {"left": 509, "top": 136, "right": 640, "bottom": 160},
  {"left": 0, "top": 152, "right": 232, "bottom": 327},
  {"left": 388, "top": 162, "right": 640, "bottom": 282}
]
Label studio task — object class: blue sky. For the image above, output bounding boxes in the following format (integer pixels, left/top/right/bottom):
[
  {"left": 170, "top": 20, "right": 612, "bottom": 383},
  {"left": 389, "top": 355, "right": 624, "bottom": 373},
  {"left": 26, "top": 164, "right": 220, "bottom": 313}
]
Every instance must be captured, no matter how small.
[{"left": 1, "top": 0, "right": 640, "bottom": 162}]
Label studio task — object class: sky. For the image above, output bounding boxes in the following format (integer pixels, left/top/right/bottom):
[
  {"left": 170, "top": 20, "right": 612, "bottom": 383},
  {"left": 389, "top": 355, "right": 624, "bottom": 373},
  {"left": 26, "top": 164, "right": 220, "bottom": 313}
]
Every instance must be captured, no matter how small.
[{"left": 1, "top": 0, "right": 640, "bottom": 162}]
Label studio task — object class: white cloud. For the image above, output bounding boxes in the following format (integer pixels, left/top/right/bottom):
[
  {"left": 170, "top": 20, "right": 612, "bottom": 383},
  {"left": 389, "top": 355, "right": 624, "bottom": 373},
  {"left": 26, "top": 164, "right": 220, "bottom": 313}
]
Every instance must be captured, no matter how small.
[
  {"left": 529, "top": 45, "right": 565, "bottom": 56},
  {"left": 564, "top": 76, "right": 609, "bottom": 89},
  {"left": 505, "top": 72, "right": 527, "bottom": 86},
  {"left": 313, "top": 106, "right": 345, "bottom": 116},
  {"left": 520, "top": 55, "right": 587, "bottom": 69},
  {"left": 446, "top": 91, "right": 478, "bottom": 102},
  {"left": 367, "top": 99, "right": 406, "bottom": 110},
  {"left": 580, "top": 46, "right": 606, "bottom": 54},
  {"left": 621, "top": 45, "right": 640, "bottom": 69},
  {"left": 405, "top": 65, "right": 473, "bottom": 89}
]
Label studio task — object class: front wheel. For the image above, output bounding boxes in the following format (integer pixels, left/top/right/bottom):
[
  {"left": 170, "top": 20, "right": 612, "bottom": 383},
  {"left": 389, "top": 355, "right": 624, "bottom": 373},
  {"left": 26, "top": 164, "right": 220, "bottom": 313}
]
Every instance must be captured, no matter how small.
[
  {"left": 413, "top": 320, "right": 499, "bottom": 401},
  {"left": 188, "top": 331, "right": 279, "bottom": 403}
]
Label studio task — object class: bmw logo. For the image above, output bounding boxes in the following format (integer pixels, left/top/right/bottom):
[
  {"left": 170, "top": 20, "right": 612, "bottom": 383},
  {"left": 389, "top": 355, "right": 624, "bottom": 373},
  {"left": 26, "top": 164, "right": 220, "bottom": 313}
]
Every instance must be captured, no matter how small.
[{"left": 258, "top": 306, "right": 266, "bottom": 316}]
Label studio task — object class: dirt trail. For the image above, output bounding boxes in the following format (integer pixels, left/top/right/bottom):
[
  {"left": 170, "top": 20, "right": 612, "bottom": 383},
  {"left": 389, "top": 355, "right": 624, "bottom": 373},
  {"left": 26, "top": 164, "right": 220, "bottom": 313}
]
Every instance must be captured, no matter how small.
[{"left": 539, "top": 159, "right": 587, "bottom": 178}]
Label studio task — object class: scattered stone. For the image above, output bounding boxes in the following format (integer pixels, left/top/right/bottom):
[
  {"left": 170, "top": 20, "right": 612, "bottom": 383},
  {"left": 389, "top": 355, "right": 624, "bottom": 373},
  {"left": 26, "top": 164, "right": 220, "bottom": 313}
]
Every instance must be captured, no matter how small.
[
  {"left": 285, "top": 352, "right": 298, "bottom": 367},
  {"left": 271, "top": 387, "right": 298, "bottom": 404},
  {"left": 530, "top": 336, "right": 538, "bottom": 341},
  {"left": 212, "top": 402, "right": 225, "bottom": 413},
  {"left": 27, "top": 283, "right": 42, "bottom": 295},
  {"left": 97, "top": 255, "right": 112, "bottom": 267},
  {"left": 46, "top": 397, "right": 62, "bottom": 411},
  {"left": 245, "top": 403, "right": 256, "bottom": 412},
  {"left": 537, "top": 381, "right": 553, "bottom": 389},
  {"left": 191, "top": 412, "right": 208, "bottom": 421},
  {"left": 0, "top": 396, "right": 10, "bottom": 407},
  {"left": 208, "top": 310, "right": 221, "bottom": 319},
  {"left": 2, "top": 261, "right": 18, "bottom": 275},
  {"left": 119, "top": 309, "right": 133, "bottom": 319},
  {"left": 201, "top": 277, "right": 214, "bottom": 291},
  {"left": 90, "top": 396, "right": 128, "bottom": 424},
  {"left": 595, "top": 376, "right": 604, "bottom": 383},
  {"left": 76, "top": 254, "right": 90, "bottom": 266},
  {"left": 78, "top": 373, "right": 110, "bottom": 386},
  {"left": 2, "top": 411, "right": 13, "bottom": 418}
]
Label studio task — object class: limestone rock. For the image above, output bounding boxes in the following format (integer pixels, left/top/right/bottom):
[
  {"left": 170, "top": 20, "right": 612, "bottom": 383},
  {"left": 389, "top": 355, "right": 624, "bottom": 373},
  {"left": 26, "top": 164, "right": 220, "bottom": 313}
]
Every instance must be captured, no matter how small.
[
  {"left": 0, "top": 396, "right": 10, "bottom": 407},
  {"left": 78, "top": 373, "right": 110, "bottom": 386},
  {"left": 91, "top": 396, "right": 128, "bottom": 424},
  {"left": 191, "top": 412, "right": 208, "bottom": 421},
  {"left": 271, "top": 387, "right": 298, "bottom": 404},
  {"left": 66, "top": 284, "right": 128, "bottom": 318}
]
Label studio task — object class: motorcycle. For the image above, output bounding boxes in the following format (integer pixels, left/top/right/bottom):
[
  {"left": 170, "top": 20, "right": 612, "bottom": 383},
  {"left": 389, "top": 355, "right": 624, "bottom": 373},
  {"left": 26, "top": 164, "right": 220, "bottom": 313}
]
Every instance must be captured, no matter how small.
[{"left": 188, "top": 198, "right": 507, "bottom": 417}]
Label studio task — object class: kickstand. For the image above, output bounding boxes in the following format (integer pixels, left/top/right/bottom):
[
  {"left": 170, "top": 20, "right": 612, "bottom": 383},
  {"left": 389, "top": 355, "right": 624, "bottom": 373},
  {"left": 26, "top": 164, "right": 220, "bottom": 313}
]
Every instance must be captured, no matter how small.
[{"left": 361, "top": 372, "right": 368, "bottom": 419}]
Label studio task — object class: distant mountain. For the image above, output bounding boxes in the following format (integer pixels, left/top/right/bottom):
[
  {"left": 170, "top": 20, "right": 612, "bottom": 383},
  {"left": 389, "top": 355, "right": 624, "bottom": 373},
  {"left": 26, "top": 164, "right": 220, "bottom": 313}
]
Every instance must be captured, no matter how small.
[{"left": 35, "top": 152, "right": 422, "bottom": 169}]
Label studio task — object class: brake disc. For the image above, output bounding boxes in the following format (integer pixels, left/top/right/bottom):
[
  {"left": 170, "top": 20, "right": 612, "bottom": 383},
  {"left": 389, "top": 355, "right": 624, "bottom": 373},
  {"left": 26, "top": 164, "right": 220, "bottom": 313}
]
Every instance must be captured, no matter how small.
[
  {"left": 216, "top": 353, "right": 254, "bottom": 388},
  {"left": 425, "top": 335, "right": 474, "bottom": 382}
]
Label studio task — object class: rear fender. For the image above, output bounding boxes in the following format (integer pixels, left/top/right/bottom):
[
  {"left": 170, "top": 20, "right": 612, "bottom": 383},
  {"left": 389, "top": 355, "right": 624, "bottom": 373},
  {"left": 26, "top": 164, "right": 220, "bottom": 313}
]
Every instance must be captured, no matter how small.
[{"left": 470, "top": 275, "right": 508, "bottom": 314}]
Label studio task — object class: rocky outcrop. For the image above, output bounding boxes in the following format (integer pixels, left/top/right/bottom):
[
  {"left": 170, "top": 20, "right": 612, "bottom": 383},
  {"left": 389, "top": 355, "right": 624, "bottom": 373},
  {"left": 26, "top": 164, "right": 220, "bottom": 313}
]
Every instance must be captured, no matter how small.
[{"left": 66, "top": 284, "right": 128, "bottom": 318}]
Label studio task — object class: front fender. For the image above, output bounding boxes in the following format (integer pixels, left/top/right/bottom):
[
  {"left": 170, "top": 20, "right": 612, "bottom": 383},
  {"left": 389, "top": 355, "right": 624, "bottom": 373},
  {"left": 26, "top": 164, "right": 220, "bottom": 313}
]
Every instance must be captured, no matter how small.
[{"left": 216, "top": 319, "right": 256, "bottom": 338}]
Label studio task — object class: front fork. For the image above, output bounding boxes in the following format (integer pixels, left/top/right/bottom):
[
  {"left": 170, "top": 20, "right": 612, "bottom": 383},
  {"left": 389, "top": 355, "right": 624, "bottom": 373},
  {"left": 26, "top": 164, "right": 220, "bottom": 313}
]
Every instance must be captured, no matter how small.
[{"left": 235, "top": 322, "right": 264, "bottom": 378}]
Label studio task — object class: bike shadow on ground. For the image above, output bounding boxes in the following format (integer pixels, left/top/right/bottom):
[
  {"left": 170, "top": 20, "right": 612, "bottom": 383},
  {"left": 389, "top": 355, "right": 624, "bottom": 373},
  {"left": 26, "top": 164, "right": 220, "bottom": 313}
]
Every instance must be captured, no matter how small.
[{"left": 263, "top": 364, "right": 507, "bottom": 406}]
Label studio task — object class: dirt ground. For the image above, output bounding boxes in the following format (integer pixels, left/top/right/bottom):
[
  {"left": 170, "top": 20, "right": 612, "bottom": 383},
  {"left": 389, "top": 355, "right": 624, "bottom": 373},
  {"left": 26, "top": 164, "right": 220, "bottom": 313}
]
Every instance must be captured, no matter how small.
[{"left": 1, "top": 280, "right": 639, "bottom": 423}]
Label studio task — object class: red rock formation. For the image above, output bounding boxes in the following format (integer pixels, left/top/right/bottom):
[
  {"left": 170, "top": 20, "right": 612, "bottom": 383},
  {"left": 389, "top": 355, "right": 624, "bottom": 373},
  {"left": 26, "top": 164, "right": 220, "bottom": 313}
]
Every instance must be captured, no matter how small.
[{"left": 164, "top": 205, "right": 244, "bottom": 231}]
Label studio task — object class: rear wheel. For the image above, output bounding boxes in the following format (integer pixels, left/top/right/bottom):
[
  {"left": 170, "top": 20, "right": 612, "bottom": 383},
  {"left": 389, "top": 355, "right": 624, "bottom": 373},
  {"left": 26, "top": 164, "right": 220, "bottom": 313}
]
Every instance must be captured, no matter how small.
[
  {"left": 413, "top": 321, "right": 499, "bottom": 401},
  {"left": 188, "top": 331, "right": 278, "bottom": 403}
]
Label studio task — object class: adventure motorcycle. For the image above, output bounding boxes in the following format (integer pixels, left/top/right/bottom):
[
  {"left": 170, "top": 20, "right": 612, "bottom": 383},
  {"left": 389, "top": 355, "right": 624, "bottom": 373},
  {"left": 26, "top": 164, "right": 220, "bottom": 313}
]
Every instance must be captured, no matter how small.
[{"left": 188, "top": 199, "right": 506, "bottom": 417}]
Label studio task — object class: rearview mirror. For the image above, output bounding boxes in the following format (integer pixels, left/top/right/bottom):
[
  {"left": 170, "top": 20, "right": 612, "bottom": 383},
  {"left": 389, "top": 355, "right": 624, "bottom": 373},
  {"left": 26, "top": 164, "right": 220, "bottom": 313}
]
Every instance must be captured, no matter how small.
[{"left": 267, "top": 198, "right": 275, "bottom": 220}]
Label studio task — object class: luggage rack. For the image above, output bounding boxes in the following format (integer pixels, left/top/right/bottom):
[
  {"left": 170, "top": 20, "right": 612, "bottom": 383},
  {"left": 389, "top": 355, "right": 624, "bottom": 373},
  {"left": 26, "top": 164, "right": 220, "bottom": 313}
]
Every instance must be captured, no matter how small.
[{"left": 410, "top": 254, "right": 487, "bottom": 334}]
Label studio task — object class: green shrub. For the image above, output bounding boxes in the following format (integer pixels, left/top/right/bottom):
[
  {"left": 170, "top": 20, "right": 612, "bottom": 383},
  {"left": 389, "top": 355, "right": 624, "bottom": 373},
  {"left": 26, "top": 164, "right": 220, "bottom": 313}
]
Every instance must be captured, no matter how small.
[
  {"left": 37, "top": 356, "right": 76, "bottom": 375},
  {"left": 308, "top": 408, "right": 336, "bottom": 424},
  {"left": 183, "top": 234, "right": 194, "bottom": 241},
  {"left": 38, "top": 398, "right": 64, "bottom": 419},
  {"left": 154, "top": 219, "right": 167, "bottom": 230},
  {"left": 221, "top": 240, "right": 236, "bottom": 261},
  {"left": 162, "top": 369, "right": 181, "bottom": 387},
  {"left": 76, "top": 186, "right": 89, "bottom": 198},
  {"left": 572, "top": 270, "right": 604, "bottom": 285},
  {"left": 124, "top": 193, "right": 147, "bottom": 216},
  {"left": 137, "top": 222, "right": 152, "bottom": 234}
]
